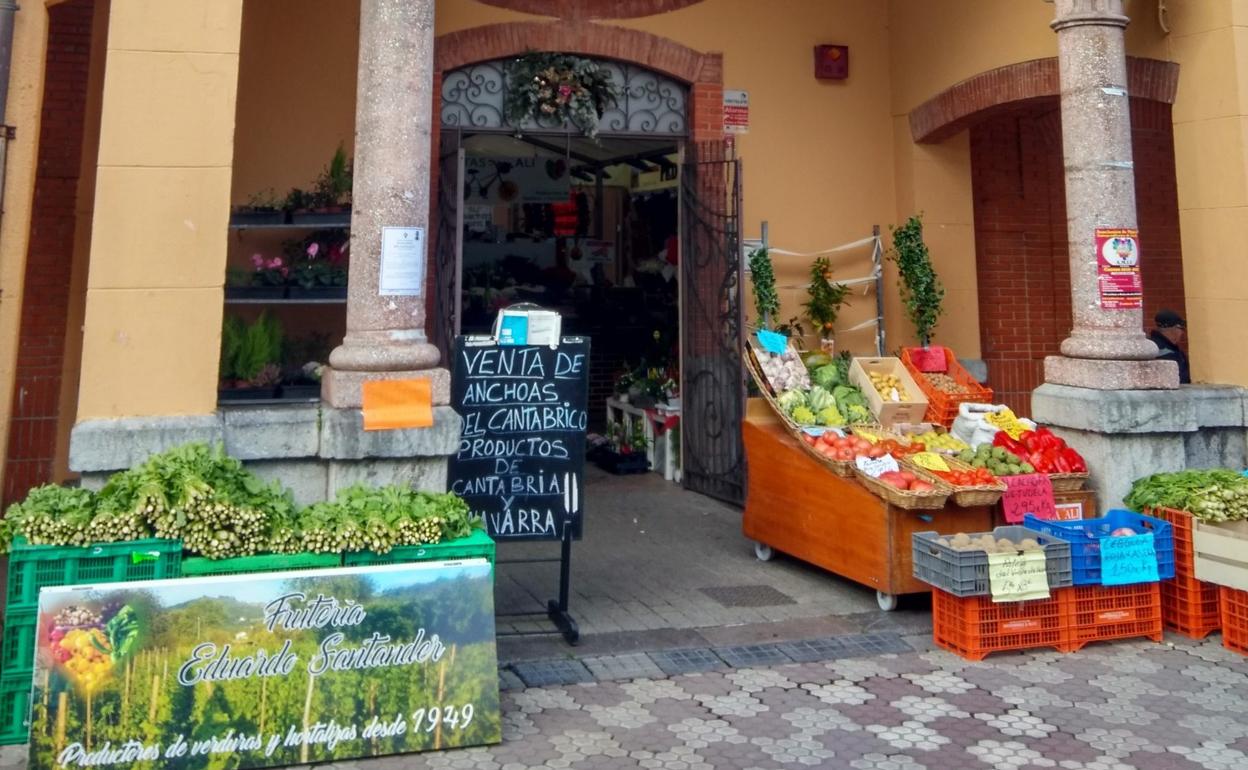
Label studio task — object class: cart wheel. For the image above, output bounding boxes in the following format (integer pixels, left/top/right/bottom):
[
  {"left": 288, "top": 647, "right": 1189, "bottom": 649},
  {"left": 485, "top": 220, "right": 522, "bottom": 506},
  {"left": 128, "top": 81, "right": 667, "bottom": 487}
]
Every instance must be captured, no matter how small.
[
  {"left": 876, "top": 591, "right": 899, "bottom": 612},
  {"left": 754, "top": 542, "right": 774, "bottom": 562}
]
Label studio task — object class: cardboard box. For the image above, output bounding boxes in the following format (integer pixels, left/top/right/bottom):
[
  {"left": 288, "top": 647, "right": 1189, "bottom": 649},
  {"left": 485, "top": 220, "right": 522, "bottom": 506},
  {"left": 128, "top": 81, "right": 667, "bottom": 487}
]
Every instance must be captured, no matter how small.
[
  {"left": 1194, "top": 519, "right": 1248, "bottom": 591},
  {"left": 848, "top": 357, "right": 929, "bottom": 428}
]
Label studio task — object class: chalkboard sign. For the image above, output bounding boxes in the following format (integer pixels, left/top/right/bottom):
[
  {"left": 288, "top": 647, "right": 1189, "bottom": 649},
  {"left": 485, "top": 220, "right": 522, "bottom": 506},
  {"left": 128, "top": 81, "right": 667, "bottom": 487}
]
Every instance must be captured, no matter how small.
[{"left": 449, "top": 336, "right": 590, "bottom": 541}]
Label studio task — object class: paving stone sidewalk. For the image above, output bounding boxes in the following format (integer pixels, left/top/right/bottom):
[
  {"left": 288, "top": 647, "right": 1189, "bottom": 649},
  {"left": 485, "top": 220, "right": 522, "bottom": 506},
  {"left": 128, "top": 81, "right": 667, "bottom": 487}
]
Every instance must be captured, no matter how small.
[{"left": 5, "top": 635, "right": 1246, "bottom": 770}]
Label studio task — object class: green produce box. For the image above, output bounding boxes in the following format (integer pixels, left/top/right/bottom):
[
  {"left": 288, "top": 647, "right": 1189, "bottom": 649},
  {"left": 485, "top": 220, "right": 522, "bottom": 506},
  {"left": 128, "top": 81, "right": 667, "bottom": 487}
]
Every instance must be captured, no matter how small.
[
  {"left": 180, "top": 552, "right": 342, "bottom": 577},
  {"left": 343, "top": 529, "right": 495, "bottom": 568},
  {"left": 0, "top": 670, "right": 31, "bottom": 746},
  {"left": 5, "top": 536, "right": 182, "bottom": 614},
  {"left": 0, "top": 607, "right": 35, "bottom": 674}
]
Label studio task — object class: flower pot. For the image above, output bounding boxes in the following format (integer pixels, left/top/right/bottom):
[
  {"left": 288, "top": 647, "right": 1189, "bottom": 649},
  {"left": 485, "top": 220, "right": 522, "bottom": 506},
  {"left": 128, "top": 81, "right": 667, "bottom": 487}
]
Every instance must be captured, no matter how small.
[
  {"left": 217, "top": 386, "right": 279, "bottom": 402},
  {"left": 286, "top": 286, "right": 347, "bottom": 301},
  {"left": 592, "top": 448, "right": 650, "bottom": 475},
  {"left": 278, "top": 383, "right": 321, "bottom": 400},
  {"left": 230, "top": 209, "right": 286, "bottom": 226},
  {"left": 225, "top": 286, "right": 287, "bottom": 300}
]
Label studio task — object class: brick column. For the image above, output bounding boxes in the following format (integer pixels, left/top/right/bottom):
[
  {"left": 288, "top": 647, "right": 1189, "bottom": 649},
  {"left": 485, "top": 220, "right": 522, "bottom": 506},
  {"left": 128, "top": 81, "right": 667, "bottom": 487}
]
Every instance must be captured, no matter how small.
[
  {"left": 323, "top": 0, "right": 448, "bottom": 407},
  {"left": 1043, "top": 0, "right": 1177, "bottom": 389}
]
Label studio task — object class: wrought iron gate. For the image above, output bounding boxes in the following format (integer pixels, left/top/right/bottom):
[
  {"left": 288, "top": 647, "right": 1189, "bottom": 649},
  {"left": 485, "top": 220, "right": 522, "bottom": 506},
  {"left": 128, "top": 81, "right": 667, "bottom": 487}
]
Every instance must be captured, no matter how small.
[
  {"left": 431, "top": 132, "right": 465, "bottom": 362},
  {"left": 680, "top": 141, "right": 745, "bottom": 506}
]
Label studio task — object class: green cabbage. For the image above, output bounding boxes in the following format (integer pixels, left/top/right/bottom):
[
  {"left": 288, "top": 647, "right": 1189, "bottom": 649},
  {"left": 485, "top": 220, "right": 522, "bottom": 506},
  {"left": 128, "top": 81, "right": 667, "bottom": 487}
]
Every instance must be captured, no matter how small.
[
  {"left": 791, "top": 406, "right": 817, "bottom": 426},
  {"left": 777, "top": 389, "right": 807, "bottom": 414}
]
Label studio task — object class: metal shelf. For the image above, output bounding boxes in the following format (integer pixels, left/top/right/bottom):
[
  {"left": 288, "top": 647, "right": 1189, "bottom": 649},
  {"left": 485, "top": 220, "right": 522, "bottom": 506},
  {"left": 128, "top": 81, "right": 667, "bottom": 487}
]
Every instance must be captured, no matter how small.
[{"left": 224, "top": 297, "right": 347, "bottom": 305}]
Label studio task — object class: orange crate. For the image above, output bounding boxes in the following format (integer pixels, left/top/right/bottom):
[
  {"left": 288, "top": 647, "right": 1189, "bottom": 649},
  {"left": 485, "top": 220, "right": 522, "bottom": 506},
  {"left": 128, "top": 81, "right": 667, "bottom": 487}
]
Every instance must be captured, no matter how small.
[
  {"left": 931, "top": 588, "right": 1068, "bottom": 661},
  {"left": 1150, "top": 507, "right": 1222, "bottom": 638},
  {"left": 1220, "top": 586, "right": 1248, "bottom": 656},
  {"left": 1160, "top": 574, "right": 1220, "bottom": 639},
  {"left": 1062, "top": 583, "right": 1163, "bottom": 652},
  {"left": 900, "top": 347, "right": 992, "bottom": 428}
]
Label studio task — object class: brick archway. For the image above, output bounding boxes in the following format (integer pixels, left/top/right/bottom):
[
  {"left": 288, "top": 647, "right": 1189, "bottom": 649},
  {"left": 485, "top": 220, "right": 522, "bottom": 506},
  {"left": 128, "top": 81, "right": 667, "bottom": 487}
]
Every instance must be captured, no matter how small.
[
  {"left": 909, "top": 56, "right": 1179, "bottom": 144},
  {"left": 474, "top": 0, "right": 707, "bottom": 20}
]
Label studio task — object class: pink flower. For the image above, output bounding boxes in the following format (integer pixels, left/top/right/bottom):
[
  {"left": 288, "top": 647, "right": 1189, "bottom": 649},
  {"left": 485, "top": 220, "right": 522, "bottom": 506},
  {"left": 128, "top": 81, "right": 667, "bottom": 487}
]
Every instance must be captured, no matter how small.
[
  {"left": 267, "top": 257, "right": 283, "bottom": 270},
  {"left": 251, "top": 253, "right": 265, "bottom": 269},
  {"left": 306, "top": 243, "right": 320, "bottom": 260},
  {"left": 329, "top": 243, "right": 346, "bottom": 265},
  {"left": 559, "top": 84, "right": 573, "bottom": 98}
]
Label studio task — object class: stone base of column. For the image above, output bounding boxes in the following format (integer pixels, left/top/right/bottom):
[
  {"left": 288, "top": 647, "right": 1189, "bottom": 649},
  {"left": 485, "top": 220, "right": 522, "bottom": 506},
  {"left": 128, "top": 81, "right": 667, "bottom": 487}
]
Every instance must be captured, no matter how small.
[
  {"left": 1032, "top": 383, "right": 1248, "bottom": 509},
  {"left": 1044, "top": 356, "right": 1180, "bottom": 390},
  {"left": 322, "top": 367, "right": 452, "bottom": 408}
]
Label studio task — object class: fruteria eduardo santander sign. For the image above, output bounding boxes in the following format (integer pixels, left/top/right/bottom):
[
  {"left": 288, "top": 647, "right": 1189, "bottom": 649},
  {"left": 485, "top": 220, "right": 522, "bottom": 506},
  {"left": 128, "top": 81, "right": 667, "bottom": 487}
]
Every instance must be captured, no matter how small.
[{"left": 28, "top": 560, "right": 500, "bottom": 770}]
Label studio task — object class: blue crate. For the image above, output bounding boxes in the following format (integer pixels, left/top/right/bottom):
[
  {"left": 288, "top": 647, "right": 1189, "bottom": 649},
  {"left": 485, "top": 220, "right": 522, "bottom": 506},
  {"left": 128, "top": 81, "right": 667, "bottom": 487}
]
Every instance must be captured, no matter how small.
[{"left": 1024, "top": 509, "right": 1174, "bottom": 586}]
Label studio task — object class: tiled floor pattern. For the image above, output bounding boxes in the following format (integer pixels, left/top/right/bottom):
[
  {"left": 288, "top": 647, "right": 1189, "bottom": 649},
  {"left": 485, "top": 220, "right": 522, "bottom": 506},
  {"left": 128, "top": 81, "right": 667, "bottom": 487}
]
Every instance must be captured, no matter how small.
[{"left": 8, "top": 635, "right": 1245, "bottom": 770}]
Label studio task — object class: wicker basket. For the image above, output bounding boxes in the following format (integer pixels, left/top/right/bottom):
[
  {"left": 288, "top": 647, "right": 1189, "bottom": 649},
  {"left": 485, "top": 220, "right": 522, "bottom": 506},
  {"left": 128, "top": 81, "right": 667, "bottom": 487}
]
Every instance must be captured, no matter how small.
[
  {"left": 792, "top": 434, "right": 856, "bottom": 477},
  {"left": 1048, "top": 472, "right": 1089, "bottom": 492},
  {"left": 852, "top": 466, "right": 951, "bottom": 510},
  {"left": 744, "top": 345, "right": 806, "bottom": 435},
  {"left": 926, "top": 457, "right": 1008, "bottom": 508}
]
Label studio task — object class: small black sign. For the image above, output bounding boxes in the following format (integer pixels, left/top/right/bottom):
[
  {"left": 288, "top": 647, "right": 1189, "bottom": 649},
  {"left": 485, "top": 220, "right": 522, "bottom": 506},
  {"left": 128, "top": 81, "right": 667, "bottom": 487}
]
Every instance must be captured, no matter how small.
[{"left": 449, "top": 336, "right": 590, "bottom": 541}]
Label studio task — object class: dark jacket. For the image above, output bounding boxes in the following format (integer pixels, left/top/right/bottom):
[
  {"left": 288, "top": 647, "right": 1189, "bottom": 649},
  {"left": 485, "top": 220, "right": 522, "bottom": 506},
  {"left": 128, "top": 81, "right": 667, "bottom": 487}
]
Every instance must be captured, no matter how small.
[{"left": 1150, "top": 330, "right": 1191, "bottom": 384}]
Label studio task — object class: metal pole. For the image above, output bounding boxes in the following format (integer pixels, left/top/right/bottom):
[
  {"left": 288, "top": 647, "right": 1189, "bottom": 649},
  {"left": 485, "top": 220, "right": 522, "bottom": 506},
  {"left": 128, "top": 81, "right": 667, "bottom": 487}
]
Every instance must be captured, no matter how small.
[
  {"left": 0, "top": 0, "right": 20, "bottom": 249},
  {"left": 873, "top": 225, "right": 885, "bottom": 356}
]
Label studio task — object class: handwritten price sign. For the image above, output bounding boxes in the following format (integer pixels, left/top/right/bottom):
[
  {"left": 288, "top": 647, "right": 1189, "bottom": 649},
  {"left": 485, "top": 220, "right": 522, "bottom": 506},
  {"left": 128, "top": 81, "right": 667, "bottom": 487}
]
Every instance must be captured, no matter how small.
[
  {"left": 1001, "top": 474, "right": 1056, "bottom": 524},
  {"left": 855, "top": 454, "right": 900, "bottom": 478},
  {"left": 1100, "top": 532, "right": 1160, "bottom": 585},
  {"left": 987, "top": 550, "right": 1050, "bottom": 602}
]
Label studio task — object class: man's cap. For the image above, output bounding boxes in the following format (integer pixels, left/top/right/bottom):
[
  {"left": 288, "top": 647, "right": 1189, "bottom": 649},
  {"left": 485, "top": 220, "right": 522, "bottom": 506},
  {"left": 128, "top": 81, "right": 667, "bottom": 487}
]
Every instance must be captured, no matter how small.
[{"left": 1156, "top": 309, "right": 1186, "bottom": 329}]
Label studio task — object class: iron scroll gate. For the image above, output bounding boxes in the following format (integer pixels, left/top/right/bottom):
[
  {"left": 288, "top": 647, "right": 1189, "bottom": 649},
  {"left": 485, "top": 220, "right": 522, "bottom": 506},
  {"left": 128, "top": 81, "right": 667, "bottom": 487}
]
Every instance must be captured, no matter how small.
[
  {"left": 432, "top": 132, "right": 465, "bottom": 361},
  {"left": 680, "top": 141, "right": 746, "bottom": 506}
]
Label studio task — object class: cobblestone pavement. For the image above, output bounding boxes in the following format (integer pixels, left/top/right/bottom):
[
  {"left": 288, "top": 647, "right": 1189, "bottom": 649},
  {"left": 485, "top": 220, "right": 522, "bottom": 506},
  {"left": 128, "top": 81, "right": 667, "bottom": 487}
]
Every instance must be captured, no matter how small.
[{"left": 4, "top": 634, "right": 1245, "bottom": 770}]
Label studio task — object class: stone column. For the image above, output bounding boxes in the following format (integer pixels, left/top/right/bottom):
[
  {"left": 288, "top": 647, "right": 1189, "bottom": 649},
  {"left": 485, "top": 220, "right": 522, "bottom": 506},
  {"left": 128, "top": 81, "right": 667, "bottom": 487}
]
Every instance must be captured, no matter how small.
[
  {"left": 323, "top": 0, "right": 448, "bottom": 407},
  {"left": 1043, "top": 0, "right": 1178, "bottom": 390}
]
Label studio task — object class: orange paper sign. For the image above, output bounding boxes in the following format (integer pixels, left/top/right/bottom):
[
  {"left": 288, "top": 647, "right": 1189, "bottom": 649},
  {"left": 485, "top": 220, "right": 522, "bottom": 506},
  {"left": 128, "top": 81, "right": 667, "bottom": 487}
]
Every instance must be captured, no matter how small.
[{"left": 362, "top": 378, "right": 433, "bottom": 431}]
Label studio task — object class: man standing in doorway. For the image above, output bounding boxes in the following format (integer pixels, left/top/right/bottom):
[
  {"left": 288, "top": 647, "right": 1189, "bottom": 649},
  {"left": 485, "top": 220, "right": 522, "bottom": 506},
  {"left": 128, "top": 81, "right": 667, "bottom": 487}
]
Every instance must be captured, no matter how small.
[{"left": 1149, "top": 309, "right": 1191, "bottom": 384}]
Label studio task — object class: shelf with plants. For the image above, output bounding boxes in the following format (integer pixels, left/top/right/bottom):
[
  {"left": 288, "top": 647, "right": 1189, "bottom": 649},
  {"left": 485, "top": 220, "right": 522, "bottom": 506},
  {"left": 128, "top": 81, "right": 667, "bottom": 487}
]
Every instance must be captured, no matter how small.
[{"left": 218, "top": 311, "right": 333, "bottom": 404}]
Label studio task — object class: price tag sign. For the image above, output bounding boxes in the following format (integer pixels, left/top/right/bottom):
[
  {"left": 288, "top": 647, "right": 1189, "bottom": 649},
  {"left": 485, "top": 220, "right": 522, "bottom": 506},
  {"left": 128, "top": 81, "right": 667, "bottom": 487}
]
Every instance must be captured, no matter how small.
[
  {"left": 856, "top": 454, "right": 900, "bottom": 478},
  {"left": 909, "top": 345, "right": 948, "bottom": 373},
  {"left": 987, "top": 550, "right": 1051, "bottom": 602},
  {"left": 1100, "top": 532, "right": 1160, "bottom": 586},
  {"left": 803, "top": 426, "right": 846, "bottom": 438},
  {"left": 989, "top": 408, "right": 1028, "bottom": 440},
  {"left": 1001, "top": 474, "right": 1056, "bottom": 524},
  {"left": 756, "top": 329, "right": 789, "bottom": 355},
  {"left": 911, "top": 452, "right": 950, "bottom": 472},
  {"left": 854, "top": 430, "right": 882, "bottom": 444}
]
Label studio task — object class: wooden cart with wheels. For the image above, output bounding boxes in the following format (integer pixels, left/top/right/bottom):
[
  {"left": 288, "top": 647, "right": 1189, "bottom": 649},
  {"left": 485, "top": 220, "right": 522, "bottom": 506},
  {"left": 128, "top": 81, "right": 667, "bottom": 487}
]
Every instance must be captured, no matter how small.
[{"left": 742, "top": 406, "right": 994, "bottom": 610}]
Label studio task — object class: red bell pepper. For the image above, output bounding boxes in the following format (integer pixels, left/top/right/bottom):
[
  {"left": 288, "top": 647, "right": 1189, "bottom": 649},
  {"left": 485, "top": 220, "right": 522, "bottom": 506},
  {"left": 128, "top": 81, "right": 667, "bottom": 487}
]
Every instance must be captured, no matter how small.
[
  {"left": 1020, "top": 430, "right": 1040, "bottom": 452},
  {"left": 993, "top": 431, "right": 1026, "bottom": 456},
  {"left": 1061, "top": 447, "right": 1086, "bottom": 473}
]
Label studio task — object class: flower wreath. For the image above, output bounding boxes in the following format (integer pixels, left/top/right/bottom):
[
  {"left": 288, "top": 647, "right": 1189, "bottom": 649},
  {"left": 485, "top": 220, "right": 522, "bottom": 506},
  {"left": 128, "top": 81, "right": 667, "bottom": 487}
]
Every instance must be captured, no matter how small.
[{"left": 504, "top": 52, "right": 621, "bottom": 137}]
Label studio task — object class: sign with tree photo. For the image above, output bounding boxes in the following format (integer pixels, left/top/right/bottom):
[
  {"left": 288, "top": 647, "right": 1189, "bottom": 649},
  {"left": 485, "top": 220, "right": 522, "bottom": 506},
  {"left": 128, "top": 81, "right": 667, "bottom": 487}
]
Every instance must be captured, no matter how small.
[{"left": 27, "top": 561, "right": 500, "bottom": 770}]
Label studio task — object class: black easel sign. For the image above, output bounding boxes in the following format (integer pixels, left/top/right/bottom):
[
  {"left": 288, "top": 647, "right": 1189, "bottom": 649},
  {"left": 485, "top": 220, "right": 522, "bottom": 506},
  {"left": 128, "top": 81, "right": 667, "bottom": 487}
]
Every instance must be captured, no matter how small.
[{"left": 449, "top": 336, "right": 590, "bottom": 541}]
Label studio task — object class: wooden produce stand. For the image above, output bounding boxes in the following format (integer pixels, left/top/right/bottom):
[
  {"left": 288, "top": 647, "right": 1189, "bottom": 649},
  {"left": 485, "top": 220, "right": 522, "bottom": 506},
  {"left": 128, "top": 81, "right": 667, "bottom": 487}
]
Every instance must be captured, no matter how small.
[{"left": 742, "top": 404, "right": 994, "bottom": 611}]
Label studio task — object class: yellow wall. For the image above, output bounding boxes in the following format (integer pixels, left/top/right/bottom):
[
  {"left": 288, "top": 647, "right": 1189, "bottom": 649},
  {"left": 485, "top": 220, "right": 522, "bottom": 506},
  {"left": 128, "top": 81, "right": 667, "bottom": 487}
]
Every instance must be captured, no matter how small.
[
  {"left": 0, "top": 4, "right": 52, "bottom": 494},
  {"left": 74, "top": 0, "right": 243, "bottom": 419}
]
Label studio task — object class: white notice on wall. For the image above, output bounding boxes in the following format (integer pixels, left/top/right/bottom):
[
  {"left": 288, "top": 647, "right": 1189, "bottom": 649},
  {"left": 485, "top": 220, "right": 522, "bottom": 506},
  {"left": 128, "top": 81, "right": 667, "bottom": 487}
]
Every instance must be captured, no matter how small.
[{"left": 379, "top": 226, "right": 426, "bottom": 296}]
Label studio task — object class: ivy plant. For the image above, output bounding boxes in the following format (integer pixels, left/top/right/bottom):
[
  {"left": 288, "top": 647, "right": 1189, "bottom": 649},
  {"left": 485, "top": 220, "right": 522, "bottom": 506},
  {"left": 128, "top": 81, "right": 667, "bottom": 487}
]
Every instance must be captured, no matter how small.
[{"left": 889, "top": 215, "right": 945, "bottom": 346}]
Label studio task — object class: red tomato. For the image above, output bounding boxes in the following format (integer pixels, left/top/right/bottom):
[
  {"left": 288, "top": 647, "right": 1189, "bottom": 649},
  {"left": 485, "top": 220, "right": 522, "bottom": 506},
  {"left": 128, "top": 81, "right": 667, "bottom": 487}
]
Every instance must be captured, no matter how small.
[
  {"left": 803, "top": 434, "right": 818, "bottom": 446},
  {"left": 899, "top": 471, "right": 917, "bottom": 484},
  {"left": 835, "top": 448, "right": 855, "bottom": 462},
  {"left": 910, "top": 480, "right": 935, "bottom": 493},
  {"left": 867, "top": 446, "right": 887, "bottom": 459}
]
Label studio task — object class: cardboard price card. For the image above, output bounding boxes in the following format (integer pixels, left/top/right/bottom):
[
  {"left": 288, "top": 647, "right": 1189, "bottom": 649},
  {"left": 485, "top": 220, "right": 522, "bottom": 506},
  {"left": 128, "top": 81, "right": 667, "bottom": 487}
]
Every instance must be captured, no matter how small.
[
  {"left": 1100, "top": 532, "right": 1160, "bottom": 586},
  {"left": 1001, "top": 474, "right": 1056, "bottom": 524},
  {"left": 987, "top": 550, "right": 1051, "bottom": 602},
  {"left": 855, "top": 454, "right": 900, "bottom": 478}
]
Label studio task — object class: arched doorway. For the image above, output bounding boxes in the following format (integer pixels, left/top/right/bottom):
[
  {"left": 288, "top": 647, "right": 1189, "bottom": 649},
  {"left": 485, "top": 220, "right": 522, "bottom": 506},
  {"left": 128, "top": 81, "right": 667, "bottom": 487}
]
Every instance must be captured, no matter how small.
[
  {"left": 910, "top": 58, "right": 1185, "bottom": 416},
  {"left": 432, "top": 53, "right": 744, "bottom": 504}
]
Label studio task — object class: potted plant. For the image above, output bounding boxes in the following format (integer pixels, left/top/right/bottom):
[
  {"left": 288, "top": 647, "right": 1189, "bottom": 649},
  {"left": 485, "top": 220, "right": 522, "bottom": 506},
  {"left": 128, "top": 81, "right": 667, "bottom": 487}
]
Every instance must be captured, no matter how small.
[
  {"left": 804, "top": 256, "right": 851, "bottom": 354},
  {"left": 230, "top": 188, "right": 286, "bottom": 226},
  {"left": 889, "top": 214, "right": 945, "bottom": 349},
  {"left": 218, "top": 312, "right": 284, "bottom": 401},
  {"left": 293, "top": 145, "right": 353, "bottom": 225},
  {"left": 224, "top": 252, "right": 290, "bottom": 300},
  {"left": 591, "top": 421, "right": 651, "bottom": 474},
  {"left": 286, "top": 232, "right": 349, "bottom": 300},
  {"left": 279, "top": 361, "right": 324, "bottom": 401},
  {"left": 278, "top": 333, "right": 331, "bottom": 400}
]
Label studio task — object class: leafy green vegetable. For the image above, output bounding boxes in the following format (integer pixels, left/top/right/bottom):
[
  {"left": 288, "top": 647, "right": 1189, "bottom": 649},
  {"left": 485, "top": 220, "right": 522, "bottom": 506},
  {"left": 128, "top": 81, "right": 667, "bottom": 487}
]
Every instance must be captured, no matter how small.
[
  {"left": 807, "top": 386, "right": 835, "bottom": 413},
  {"left": 777, "top": 389, "right": 807, "bottom": 414},
  {"left": 813, "top": 364, "right": 843, "bottom": 389},
  {"left": 791, "top": 406, "right": 817, "bottom": 426},
  {"left": 1125, "top": 469, "right": 1248, "bottom": 522}
]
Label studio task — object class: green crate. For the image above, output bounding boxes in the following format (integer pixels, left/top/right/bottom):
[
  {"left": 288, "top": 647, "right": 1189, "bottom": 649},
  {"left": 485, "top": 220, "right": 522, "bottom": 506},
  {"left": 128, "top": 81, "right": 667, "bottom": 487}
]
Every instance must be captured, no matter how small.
[
  {"left": 6, "top": 537, "right": 182, "bottom": 613},
  {"left": 181, "top": 552, "right": 342, "bottom": 577},
  {"left": 0, "top": 607, "right": 36, "bottom": 674},
  {"left": 343, "top": 529, "right": 495, "bottom": 568},
  {"left": 0, "top": 671, "right": 32, "bottom": 746}
]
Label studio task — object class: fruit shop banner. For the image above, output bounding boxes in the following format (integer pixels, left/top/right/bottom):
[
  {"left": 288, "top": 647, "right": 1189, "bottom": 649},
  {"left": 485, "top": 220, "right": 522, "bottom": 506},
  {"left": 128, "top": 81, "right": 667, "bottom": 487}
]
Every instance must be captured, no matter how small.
[
  {"left": 464, "top": 155, "right": 570, "bottom": 204},
  {"left": 29, "top": 560, "right": 501, "bottom": 770},
  {"left": 449, "top": 336, "right": 589, "bottom": 541}
]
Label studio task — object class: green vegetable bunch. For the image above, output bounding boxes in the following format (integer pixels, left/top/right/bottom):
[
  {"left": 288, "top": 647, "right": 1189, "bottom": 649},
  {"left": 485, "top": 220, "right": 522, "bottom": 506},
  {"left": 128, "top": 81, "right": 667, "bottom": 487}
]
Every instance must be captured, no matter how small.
[
  {"left": 832, "top": 383, "right": 873, "bottom": 424},
  {"left": 889, "top": 215, "right": 945, "bottom": 346},
  {"left": 5, "top": 485, "right": 100, "bottom": 547},
  {"left": 1125, "top": 470, "right": 1248, "bottom": 522},
  {"left": 296, "top": 485, "right": 475, "bottom": 555},
  {"left": 804, "top": 256, "right": 851, "bottom": 338},
  {"left": 748, "top": 247, "right": 780, "bottom": 329}
]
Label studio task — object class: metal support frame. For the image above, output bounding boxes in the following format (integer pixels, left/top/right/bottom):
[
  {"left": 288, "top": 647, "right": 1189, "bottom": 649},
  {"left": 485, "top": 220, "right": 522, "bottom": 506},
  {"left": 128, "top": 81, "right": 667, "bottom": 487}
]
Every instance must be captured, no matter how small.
[{"left": 494, "top": 520, "right": 580, "bottom": 645}]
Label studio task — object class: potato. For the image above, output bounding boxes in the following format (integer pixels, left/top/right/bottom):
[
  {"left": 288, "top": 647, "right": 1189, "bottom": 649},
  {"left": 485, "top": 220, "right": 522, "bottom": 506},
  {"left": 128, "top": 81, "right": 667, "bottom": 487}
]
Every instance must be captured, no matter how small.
[
  {"left": 998, "top": 538, "right": 1017, "bottom": 552},
  {"left": 951, "top": 533, "right": 972, "bottom": 547},
  {"left": 1018, "top": 538, "right": 1040, "bottom": 551}
]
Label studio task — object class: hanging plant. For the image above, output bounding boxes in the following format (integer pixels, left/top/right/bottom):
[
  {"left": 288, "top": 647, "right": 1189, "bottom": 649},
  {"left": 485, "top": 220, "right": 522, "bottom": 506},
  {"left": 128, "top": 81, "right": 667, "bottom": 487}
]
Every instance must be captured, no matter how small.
[
  {"left": 889, "top": 214, "right": 945, "bottom": 346},
  {"left": 803, "top": 256, "right": 851, "bottom": 339},
  {"left": 747, "top": 247, "right": 780, "bottom": 329},
  {"left": 504, "top": 52, "right": 621, "bottom": 137}
]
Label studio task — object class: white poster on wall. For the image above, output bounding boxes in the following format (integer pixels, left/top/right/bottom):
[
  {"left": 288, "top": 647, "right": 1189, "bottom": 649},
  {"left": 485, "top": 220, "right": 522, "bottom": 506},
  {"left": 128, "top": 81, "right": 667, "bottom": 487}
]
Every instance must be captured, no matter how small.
[
  {"left": 465, "top": 156, "right": 571, "bottom": 203},
  {"left": 379, "top": 226, "right": 426, "bottom": 296}
]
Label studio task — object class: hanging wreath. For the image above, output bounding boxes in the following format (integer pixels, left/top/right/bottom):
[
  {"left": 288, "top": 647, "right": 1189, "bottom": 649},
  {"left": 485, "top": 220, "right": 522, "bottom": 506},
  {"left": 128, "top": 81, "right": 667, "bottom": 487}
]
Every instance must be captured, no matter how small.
[{"left": 504, "top": 52, "right": 621, "bottom": 137}]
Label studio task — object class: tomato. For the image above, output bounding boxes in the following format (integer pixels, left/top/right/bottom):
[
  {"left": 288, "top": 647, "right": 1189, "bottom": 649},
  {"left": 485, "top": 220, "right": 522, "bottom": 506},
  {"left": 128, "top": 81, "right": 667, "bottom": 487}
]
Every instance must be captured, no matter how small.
[
  {"left": 834, "top": 448, "right": 855, "bottom": 462},
  {"left": 899, "top": 471, "right": 917, "bottom": 484},
  {"left": 803, "top": 433, "right": 818, "bottom": 446},
  {"left": 910, "top": 480, "right": 935, "bottom": 493},
  {"left": 867, "top": 446, "right": 887, "bottom": 459},
  {"left": 819, "top": 431, "right": 836, "bottom": 446}
]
